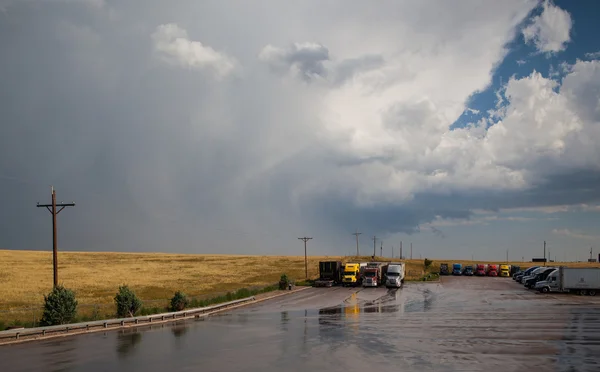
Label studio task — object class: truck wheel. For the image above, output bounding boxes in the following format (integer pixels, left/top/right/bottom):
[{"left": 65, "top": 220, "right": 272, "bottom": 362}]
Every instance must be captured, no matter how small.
[
  {"left": 541, "top": 287, "right": 549, "bottom": 293},
  {"left": 589, "top": 290, "right": 597, "bottom": 296}
]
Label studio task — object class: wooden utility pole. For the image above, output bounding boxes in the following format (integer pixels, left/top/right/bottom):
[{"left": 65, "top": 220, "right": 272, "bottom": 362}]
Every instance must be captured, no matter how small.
[
  {"left": 543, "top": 240, "right": 546, "bottom": 266},
  {"left": 410, "top": 243, "right": 413, "bottom": 260},
  {"left": 372, "top": 236, "right": 377, "bottom": 257},
  {"left": 400, "top": 241, "right": 403, "bottom": 259},
  {"left": 380, "top": 241, "right": 383, "bottom": 257},
  {"left": 298, "top": 237, "right": 312, "bottom": 279},
  {"left": 37, "top": 186, "right": 75, "bottom": 288},
  {"left": 506, "top": 249, "right": 508, "bottom": 263},
  {"left": 392, "top": 245, "right": 394, "bottom": 259},
  {"left": 352, "top": 230, "right": 361, "bottom": 256}
]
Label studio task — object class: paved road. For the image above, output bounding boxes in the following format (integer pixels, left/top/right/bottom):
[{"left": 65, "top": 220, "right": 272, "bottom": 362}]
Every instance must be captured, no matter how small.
[{"left": 3, "top": 277, "right": 600, "bottom": 371}]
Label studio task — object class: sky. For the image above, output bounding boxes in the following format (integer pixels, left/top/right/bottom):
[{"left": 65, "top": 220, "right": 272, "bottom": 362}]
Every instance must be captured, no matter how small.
[{"left": 1, "top": 0, "right": 599, "bottom": 260}]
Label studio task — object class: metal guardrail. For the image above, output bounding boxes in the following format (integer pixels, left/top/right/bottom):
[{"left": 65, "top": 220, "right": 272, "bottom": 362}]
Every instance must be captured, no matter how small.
[{"left": 0, "top": 296, "right": 256, "bottom": 342}]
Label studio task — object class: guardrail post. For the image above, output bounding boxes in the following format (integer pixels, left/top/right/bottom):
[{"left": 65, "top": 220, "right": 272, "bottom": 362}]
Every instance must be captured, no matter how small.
[
  {"left": 103, "top": 322, "right": 108, "bottom": 328},
  {"left": 135, "top": 319, "right": 139, "bottom": 324},
  {"left": 42, "top": 330, "right": 46, "bottom": 336},
  {"left": 149, "top": 317, "right": 152, "bottom": 323},
  {"left": 120, "top": 321, "right": 124, "bottom": 326},
  {"left": 161, "top": 316, "right": 164, "bottom": 320},
  {"left": 66, "top": 327, "right": 69, "bottom": 332},
  {"left": 15, "top": 333, "right": 19, "bottom": 340},
  {"left": 86, "top": 325, "right": 89, "bottom": 330}
]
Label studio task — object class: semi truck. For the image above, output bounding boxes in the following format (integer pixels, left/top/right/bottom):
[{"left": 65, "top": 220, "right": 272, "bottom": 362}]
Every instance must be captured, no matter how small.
[
  {"left": 440, "top": 263, "right": 450, "bottom": 275},
  {"left": 535, "top": 267, "right": 600, "bottom": 296},
  {"left": 363, "top": 262, "right": 389, "bottom": 287},
  {"left": 462, "top": 265, "right": 474, "bottom": 276},
  {"left": 499, "top": 264, "right": 511, "bottom": 277},
  {"left": 475, "top": 264, "right": 487, "bottom": 276},
  {"left": 315, "top": 261, "right": 343, "bottom": 287},
  {"left": 342, "top": 263, "right": 362, "bottom": 286},
  {"left": 452, "top": 263, "right": 462, "bottom": 276},
  {"left": 523, "top": 267, "right": 555, "bottom": 289},
  {"left": 385, "top": 263, "right": 405, "bottom": 288},
  {"left": 487, "top": 264, "right": 498, "bottom": 277}
]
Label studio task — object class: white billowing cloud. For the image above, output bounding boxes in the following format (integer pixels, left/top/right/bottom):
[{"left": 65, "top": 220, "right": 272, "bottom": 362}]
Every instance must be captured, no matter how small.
[
  {"left": 522, "top": 0, "right": 572, "bottom": 53},
  {"left": 152, "top": 23, "right": 236, "bottom": 77},
  {"left": 552, "top": 229, "right": 600, "bottom": 241}
]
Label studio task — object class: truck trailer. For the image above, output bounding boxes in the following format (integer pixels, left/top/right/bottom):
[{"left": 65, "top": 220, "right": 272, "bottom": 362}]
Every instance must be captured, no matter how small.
[
  {"left": 315, "top": 261, "right": 343, "bottom": 287},
  {"left": 536, "top": 267, "right": 600, "bottom": 296},
  {"left": 385, "top": 263, "right": 405, "bottom": 288}
]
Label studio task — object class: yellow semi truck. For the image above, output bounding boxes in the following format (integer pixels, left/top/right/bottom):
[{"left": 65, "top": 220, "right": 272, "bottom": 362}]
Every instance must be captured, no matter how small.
[
  {"left": 500, "top": 264, "right": 511, "bottom": 277},
  {"left": 342, "top": 263, "right": 362, "bottom": 286}
]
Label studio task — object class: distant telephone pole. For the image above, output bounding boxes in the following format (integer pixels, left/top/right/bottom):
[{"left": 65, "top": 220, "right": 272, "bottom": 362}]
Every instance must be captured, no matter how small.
[
  {"left": 352, "top": 230, "right": 361, "bottom": 256},
  {"left": 400, "top": 241, "right": 403, "bottom": 259},
  {"left": 392, "top": 245, "right": 394, "bottom": 259},
  {"left": 37, "top": 186, "right": 75, "bottom": 288},
  {"left": 380, "top": 241, "right": 383, "bottom": 257},
  {"left": 590, "top": 247, "right": 593, "bottom": 261},
  {"left": 298, "top": 237, "right": 312, "bottom": 279},
  {"left": 372, "top": 236, "right": 377, "bottom": 257},
  {"left": 543, "top": 240, "right": 546, "bottom": 266},
  {"left": 410, "top": 243, "right": 413, "bottom": 260},
  {"left": 506, "top": 249, "right": 508, "bottom": 263}
]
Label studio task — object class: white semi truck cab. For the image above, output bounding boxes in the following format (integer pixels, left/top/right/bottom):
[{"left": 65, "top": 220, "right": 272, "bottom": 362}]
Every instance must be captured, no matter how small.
[{"left": 385, "top": 263, "right": 405, "bottom": 288}]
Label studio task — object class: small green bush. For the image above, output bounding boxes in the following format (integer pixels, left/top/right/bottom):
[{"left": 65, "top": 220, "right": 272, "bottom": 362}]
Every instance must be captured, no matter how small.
[
  {"left": 170, "top": 291, "right": 189, "bottom": 312},
  {"left": 40, "top": 285, "right": 78, "bottom": 326},
  {"left": 114, "top": 285, "right": 142, "bottom": 318},
  {"left": 279, "top": 274, "right": 290, "bottom": 289},
  {"left": 424, "top": 258, "right": 433, "bottom": 270}
]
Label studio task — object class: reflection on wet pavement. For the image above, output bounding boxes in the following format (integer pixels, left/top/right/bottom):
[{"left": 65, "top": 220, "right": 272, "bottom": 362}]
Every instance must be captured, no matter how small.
[{"left": 3, "top": 277, "right": 600, "bottom": 372}]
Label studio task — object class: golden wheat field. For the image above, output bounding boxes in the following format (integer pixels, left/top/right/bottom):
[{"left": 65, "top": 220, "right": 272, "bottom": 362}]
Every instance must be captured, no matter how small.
[{"left": 1, "top": 249, "right": 598, "bottom": 324}]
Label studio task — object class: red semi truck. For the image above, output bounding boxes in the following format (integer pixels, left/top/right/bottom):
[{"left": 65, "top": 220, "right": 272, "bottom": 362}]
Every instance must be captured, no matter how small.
[
  {"left": 475, "top": 264, "right": 487, "bottom": 276},
  {"left": 487, "top": 264, "right": 499, "bottom": 277}
]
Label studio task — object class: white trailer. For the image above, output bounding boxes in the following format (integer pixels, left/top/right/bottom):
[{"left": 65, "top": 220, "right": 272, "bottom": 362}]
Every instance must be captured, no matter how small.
[
  {"left": 385, "top": 263, "right": 405, "bottom": 288},
  {"left": 536, "top": 267, "right": 600, "bottom": 296}
]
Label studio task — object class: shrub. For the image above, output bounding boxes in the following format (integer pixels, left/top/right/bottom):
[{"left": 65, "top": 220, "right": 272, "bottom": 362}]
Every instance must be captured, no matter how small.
[
  {"left": 424, "top": 258, "right": 433, "bottom": 270},
  {"left": 40, "top": 285, "right": 78, "bottom": 326},
  {"left": 170, "top": 291, "right": 189, "bottom": 312},
  {"left": 279, "top": 274, "right": 290, "bottom": 289},
  {"left": 114, "top": 285, "right": 142, "bottom": 318}
]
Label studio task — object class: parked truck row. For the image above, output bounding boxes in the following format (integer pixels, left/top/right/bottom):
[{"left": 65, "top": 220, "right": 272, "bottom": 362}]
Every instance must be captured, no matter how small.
[
  {"left": 315, "top": 261, "right": 405, "bottom": 289},
  {"left": 440, "top": 263, "right": 519, "bottom": 277},
  {"left": 514, "top": 266, "right": 600, "bottom": 296}
]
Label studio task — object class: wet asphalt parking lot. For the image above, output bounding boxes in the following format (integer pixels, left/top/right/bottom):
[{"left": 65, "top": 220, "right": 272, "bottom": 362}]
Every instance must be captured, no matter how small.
[{"left": 2, "top": 276, "right": 600, "bottom": 372}]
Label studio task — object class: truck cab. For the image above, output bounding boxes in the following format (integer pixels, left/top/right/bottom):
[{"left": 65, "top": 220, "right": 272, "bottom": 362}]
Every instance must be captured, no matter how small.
[
  {"left": 462, "top": 265, "right": 474, "bottom": 276},
  {"left": 440, "top": 263, "right": 450, "bottom": 275},
  {"left": 522, "top": 267, "right": 544, "bottom": 285},
  {"left": 362, "top": 267, "right": 380, "bottom": 287},
  {"left": 535, "top": 269, "right": 559, "bottom": 293},
  {"left": 385, "top": 263, "right": 405, "bottom": 288},
  {"left": 342, "top": 263, "right": 361, "bottom": 287},
  {"left": 487, "top": 265, "right": 499, "bottom": 277},
  {"left": 475, "top": 264, "right": 487, "bottom": 276},
  {"left": 499, "top": 265, "right": 510, "bottom": 277},
  {"left": 516, "top": 266, "right": 539, "bottom": 283},
  {"left": 524, "top": 267, "right": 555, "bottom": 289},
  {"left": 452, "top": 263, "right": 462, "bottom": 276}
]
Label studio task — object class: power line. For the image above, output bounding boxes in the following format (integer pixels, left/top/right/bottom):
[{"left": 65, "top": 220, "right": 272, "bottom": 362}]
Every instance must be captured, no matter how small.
[
  {"left": 352, "top": 229, "right": 361, "bottom": 256},
  {"left": 36, "top": 186, "right": 75, "bottom": 288},
  {"left": 298, "top": 237, "right": 312, "bottom": 279}
]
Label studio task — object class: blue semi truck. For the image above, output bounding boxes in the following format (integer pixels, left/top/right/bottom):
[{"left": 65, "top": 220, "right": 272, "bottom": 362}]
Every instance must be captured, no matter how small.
[{"left": 452, "top": 263, "right": 462, "bottom": 276}]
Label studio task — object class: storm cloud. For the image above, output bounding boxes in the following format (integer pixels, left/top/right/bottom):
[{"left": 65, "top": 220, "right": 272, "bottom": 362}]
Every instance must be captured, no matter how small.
[{"left": 1, "top": 0, "right": 599, "bottom": 257}]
